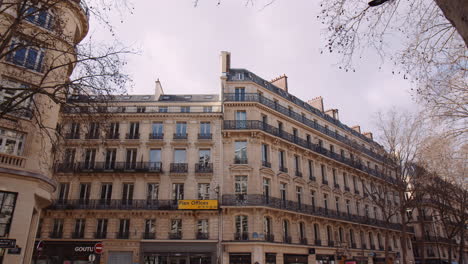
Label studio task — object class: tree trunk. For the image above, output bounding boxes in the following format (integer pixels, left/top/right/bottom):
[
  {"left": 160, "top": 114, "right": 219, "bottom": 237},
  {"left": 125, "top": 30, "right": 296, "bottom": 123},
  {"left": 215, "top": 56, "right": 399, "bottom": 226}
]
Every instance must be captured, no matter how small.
[{"left": 434, "top": 0, "right": 468, "bottom": 47}]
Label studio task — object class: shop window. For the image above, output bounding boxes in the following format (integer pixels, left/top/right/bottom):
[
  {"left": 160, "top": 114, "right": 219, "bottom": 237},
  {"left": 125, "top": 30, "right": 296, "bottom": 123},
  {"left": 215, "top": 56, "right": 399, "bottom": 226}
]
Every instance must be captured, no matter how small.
[
  {"left": 229, "top": 253, "right": 251, "bottom": 264},
  {"left": 266, "top": 253, "right": 276, "bottom": 264},
  {"left": 0, "top": 191, "right": 17, "bottom": 236}
]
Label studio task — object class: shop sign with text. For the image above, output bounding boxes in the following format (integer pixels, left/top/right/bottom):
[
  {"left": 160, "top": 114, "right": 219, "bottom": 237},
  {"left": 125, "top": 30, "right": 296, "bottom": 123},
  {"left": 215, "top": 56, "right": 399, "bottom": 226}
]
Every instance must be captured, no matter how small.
[{"left": 178, "top": 200, "right": 218, "bottom": 210}]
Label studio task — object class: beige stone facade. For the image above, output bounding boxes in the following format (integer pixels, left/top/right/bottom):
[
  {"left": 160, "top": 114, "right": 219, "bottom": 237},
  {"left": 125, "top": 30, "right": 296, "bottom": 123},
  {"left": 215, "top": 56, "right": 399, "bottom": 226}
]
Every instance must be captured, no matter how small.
[
  {"left": 34, "top": 52, "right": 415, "bottom": 264},
  {"left": 0, "top": 0, "right": 88, "bottom": 263}
]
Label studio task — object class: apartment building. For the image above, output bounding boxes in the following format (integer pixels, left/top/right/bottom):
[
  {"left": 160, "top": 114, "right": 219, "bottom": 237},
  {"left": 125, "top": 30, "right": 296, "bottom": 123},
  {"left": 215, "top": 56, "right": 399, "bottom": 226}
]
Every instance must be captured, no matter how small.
[
  {"left": 0, "top": 1, "right": 89, "bottom": 263},
  {"left": 36, "top": 52, "right": 413, "bottom": 264}
]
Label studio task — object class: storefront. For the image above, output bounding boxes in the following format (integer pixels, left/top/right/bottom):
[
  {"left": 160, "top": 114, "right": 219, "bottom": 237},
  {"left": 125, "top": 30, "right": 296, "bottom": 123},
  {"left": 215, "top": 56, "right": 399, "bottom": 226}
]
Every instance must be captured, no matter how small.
[
  {"left": 229, "top": 253, "right": 251, "bottom": 264},
  {"left": 283, "top": 254, "right": 308, "bottom": 264},
  {"left": 316, "top": 254, "right": 336, "bottom": 264},
  {"left": 32, "top": 241, "right": 102, "bottom": 264},
  {"left": 141, "top": 242, "right": 217, "bottom": 264}
]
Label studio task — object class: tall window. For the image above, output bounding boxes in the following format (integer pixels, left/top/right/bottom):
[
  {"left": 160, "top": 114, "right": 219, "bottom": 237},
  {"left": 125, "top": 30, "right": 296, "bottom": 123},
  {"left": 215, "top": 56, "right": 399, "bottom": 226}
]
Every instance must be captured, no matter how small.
[
  {"left": 147, "top": 183, "right": 159, "bottom": 202},
  {"left": 122, "top": 183, "right": 134, "bottom": 205},
  {"left": 321, "top": 164, "right": 327, "bottom": 184},
  {"left": 332, "top": 168, "right": 338, "bottom": 186},
  {"left": 83, "top": 148, "right": 96, "bottom": 169},
  {"left": 235, "top": 176, "right": 248, "bottom": 200},
  {"left": 198, "top": 183, "right": 210, "bottom": 200},
  {"left": 264, "top": 217, "right": 272, "bottom": 239},
  {"left": 299, "top": 222, "right": 306, "bottom": 241},
  {"left": 108, "top": 122, "right": 119, "bottom": 139},
  {"left": 25, "top": 6, "right": 54, "bottom": 29},
  {"left": 7, "top": 40, "right": 45, "bottom": 72},
  {"left": 181, "top": 106, "right": 190, "bottom": 113},
  {"left": 105, "top": 149, "right": 117, "bottom": 169},
  {"left": 87, "top": 122, "right": 99, "bottom": 139},
  {"left": 339, "top": 227, "right": 344, "bottom": 242},
  {"left": 335, "top": 197, "right": 340, "bottom": 211},
  {"left": 119, "top": 219, "right": 130, "bottom": 238},
  {"left": 79, "top": 183, "right": 91, "bottom": 204},
  {"left": 324, "top": 194, "right": 328, "bottom": 211},
  {"left": 200, "top": 122, "right": 211, "bottom": 135},
  {"left": 343, "top": 172, "right": 348, "bottom": 188},
  {"left": 174, "top": 149, "right": 186, "bottom": 163},
  {"left": 144, "top": 219, "right": 156, "bottom": 237},
  {"left": 235, "top": 215, "right": 248, "bottom": 240},
  {"left": 261, "top": 144, "right": 269, "bottom": 167},
  {"left": 349, "top": 229, "right": 355, "bottom": 245},
  {"left": 278, "top": 150, "right": 286, "bottom": 171},
  {"left": 69, "top": 122, "right": 80, "bottom": 139},
  {"left": 296, "top": 187, "right": 303, "bottom": 207},
  {"left": 128, "top": 122, "right": 139, "bottom": 139},
  {"left": 353, "top": 176, "right": 358, "bottom": 192},
  {"left": 308, "top": 160, "right": 315, "bottom": 181},
  {"left": 125, "top": 149, "right": 137, "bottom": 169},
  {"left": 282, "top": 220, "right": 290, "bottom": 242},
  {"left": 294, "top": 155, "right": 301, "bottom": 176},
  {"left": 346, "top": 200, "right": 351, "bottom": 215},
  {"left": 0, "top": 129, "right": 25, "bottom": 155},
  {"left": 52, "top": 219, "right": 64, "bottom": 237},
  {"left": 0, "top": 191, "right": 17, "bottom": 237},
  {"left": 73, "top": 219, "right": 85, "bottom": 238},
  {"left": 100, "top": 183, "right": 112, "bottom": 204},
  {"left": 197, "top": 219, "right": 209, "bottom": 237},
  {"left": 149, "top": 149, "right": 162, "bottom": 170},
  {"left": 311, "top": 190, "right": 316, "bottom": 211},
  {"left": 198, "top": 149, "right": 211, "bottom": 165},
  {"left": 96, "top": 219, "right": 108, "bottom": 237},
  {"left": 151, "top": 122, "right": 163, "bottom": 137},
  {"left": 172, "top": 184, "right": 184, "bottom": 201},
  {"left": 314, "top": 224, "right": 320, "bottom": 242},
  {"left": 236, "top": 111, "right": 247, "bottom": 128},
  {"left": 326, "top": 226, "right": 333, "bottom": 243},
  {"left": 58, "top": 183, "right": 69, "bottom": 202},
  {"left": 365, "top": 205, "right": 369, "bottom": 217},
  {"left": 234, "top": 87, "right": 245, "bottom": 101},
  {"left": 64, "top": 148, "right": 76, "bottom": 166},
  {"left": 356, "top": 201, "right": 360, "bottom": 215},
  {"left": 280, "top": 183, "right": 287, "bottom": 202},
  {"left": 369, "top": 232, "right": 374, "bottom": 247},
  {"left": 171, "top": 219, "right": 182, "bottom": 236},
  {"left": 234, "top": 141, "right": 247, "bottom": 163},
  {"left": 263, "top": 178, "right": 271, "bottom": 201}
]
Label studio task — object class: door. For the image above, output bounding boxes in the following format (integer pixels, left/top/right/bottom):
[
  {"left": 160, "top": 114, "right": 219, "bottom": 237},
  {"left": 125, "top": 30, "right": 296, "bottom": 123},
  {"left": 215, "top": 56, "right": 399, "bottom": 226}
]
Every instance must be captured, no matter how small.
[{"left": 108, "top": 252, "right": 132, "bottom": 264}]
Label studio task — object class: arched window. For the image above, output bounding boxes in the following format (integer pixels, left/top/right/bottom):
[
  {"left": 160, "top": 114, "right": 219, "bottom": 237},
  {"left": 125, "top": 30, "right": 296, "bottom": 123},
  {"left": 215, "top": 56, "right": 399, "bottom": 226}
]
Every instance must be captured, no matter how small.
[
  {"left": 235, "top": 215, "right": 248, "bottom": 240},
  {"left": 283, "top": 220, "right": 291, "bottom": 243},
  {"left": 299, "top": 222, "right": 306, "bottom": 243},
  {"left": 327, "top": 226, "right": 333, "bottom": 246},
  {"left": 264, "top": 216, "right": 273, "bottom": 241},
  {"left": 314, "top": 223, "right": 321, "bottom": 244}
]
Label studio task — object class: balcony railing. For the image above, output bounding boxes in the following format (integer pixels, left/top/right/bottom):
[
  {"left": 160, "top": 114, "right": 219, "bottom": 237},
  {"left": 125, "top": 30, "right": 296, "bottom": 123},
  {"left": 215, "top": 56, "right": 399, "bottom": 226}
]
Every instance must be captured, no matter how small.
[
  {"left": 55, "top": 162, "right": 162, "bottom": 173},
  {"left": 106, "top": 133, "right": 120, "bottom": 139},
  {"left": 198, "top": 133, "right": 212, "bottom": 140},
  {"left": 328, "top": 241, "right": 335, "bottom": 247},
  {"left": 224, "top": 90, "right": 385, "bottom": 162},
  {"left": 234, "top": 232, "right": 249, "bottom": 241},
  {"left": 279, "top": 166, "right": 288, "bottom": 173},
  {"left": 295, "top": 171, "right": 303, "bottom": 177},
  {"left": 125, "top": 133, "right": 140, "bottom": 139},
  {"left": 334, "top": 183, "right": 340, "bottom": 189},
  {"left": 351, "top": 243, "right": 357, "bottom": 249},
  {"left": 170, "top": 163, "right": 188, "bottom": 173},
  {"left": 223, "top": 120, "right": 402, "bottom": 186},
  {"left": 283, "top": 235, "right": 292, "bottom": 244},
  {"left": 117, "top": 232, "right": 130, "bottom": 239},
  {"left": 142, "top": 232, "right": 156, "bottom": 239},
  {"left": 222, "top": 194, "right": 403, "bottom": 231},
  {"left": 48, "top": 199, "right": 180, "bottom": 210},
  {"left": 344, "top": 186, "right": 350, "bottom": 192},
  {"left": 265, "top": 234, "right": 275, "bottom": 242},
  {"left": 72, "top": 231, "right": 84, "bottom": 239},
  {"left": 173, "top": 133, "right": 188, "bottom": 140},
  {"left": 362, "top": 244, "right": 367, "bottom": 249},
  {"left": 322, "top": 179, "right": 329, "bottom": 185},
  {"left": 94, "top": 232, "right": 107, "bottom": 239},
  {"left": 262, "top": 160, "right": 271, "bottom": 168},
  {"left": 195, "top": 163, "right": 213, "bottom": 173},
  {"left": 354, "top": 190, "right": 360, "bottom": 195},
  {"left": 196, "top": 232, "right": 209, "bottom": 240},
  {"left": 0, "top": 153, "right": 26, "bottom": 168},
  {"left": 309, "top": 176, "right": 316, "bottom": 182},
  {"left": 149, "top": 133, "right": 164, "bottom": 140},
  {"left": 314, "top": 239, "right": 322, "bottom": 246},
  {"left": 370, "top": 244, "right": 376, "bottom": 250},
  {"left": 169, "top": 232, "right": 182, "bottom": 239},
  {"left": 49, "top": 231, "right": 63, "bottom": 238},
  {"left": 234, "top": 157, "right": 248, "bottom": 164},
  {"left": 300, "top": 238, "right": 308, "bottom": 245}
]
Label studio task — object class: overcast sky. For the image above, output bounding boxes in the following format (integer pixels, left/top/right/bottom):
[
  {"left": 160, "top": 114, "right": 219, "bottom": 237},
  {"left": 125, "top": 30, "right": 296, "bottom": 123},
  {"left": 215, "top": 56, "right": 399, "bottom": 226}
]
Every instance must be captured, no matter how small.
[{"left": 91, "top": 0, "right": 418, "bottom": 136}]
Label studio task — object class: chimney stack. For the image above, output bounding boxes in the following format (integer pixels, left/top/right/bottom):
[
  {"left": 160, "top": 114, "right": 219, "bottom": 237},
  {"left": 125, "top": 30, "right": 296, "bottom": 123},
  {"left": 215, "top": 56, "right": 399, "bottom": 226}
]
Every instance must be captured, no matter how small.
[
  {"left": 155, "top": 78, "right": 164, "bottom": 99},
  {"left": 307, "top": 97, "right": 324, "bottom": 112},
  {"left": 270, "top": 74, "right": 288, "bottom": 92},
  {"left": 325, "top": 109, "right": 339, "bottom": 120},
  {"left": 220, "top": 51, "right": 231, "bottom": 76},
  {"left": 352, "top": 126, "right": 361, "bottom": 133}
]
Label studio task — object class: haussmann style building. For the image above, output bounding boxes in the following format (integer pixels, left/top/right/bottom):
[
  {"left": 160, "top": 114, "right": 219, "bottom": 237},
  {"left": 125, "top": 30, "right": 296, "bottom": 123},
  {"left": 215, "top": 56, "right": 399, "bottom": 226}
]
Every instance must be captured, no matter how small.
[
  {"left": 0, "top": 0, "right": 89, "bottom": 263},
  {"left": 34, "top": 52, "right": 415, "bottom": 264}
]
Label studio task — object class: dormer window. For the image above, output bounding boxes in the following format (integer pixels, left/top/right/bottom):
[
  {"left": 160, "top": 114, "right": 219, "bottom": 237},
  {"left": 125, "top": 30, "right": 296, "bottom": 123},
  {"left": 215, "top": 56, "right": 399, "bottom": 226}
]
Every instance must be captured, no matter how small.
[{"left": 123, "top": 96, "right": 131, "bottom": 100}]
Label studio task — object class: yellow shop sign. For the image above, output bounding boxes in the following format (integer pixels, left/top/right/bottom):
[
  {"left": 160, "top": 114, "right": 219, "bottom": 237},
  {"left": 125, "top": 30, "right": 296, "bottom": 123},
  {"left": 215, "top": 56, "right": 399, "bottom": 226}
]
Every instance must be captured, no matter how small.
[{"left": 177, "top": 200, "right": 218, "bottom": 210}]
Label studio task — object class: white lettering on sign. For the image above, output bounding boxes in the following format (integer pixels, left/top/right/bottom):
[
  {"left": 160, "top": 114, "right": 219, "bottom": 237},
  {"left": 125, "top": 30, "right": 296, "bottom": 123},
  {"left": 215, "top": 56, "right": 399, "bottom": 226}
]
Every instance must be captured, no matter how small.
[{"left": 74, "top": 246, "right": 95, "bottom": 252}]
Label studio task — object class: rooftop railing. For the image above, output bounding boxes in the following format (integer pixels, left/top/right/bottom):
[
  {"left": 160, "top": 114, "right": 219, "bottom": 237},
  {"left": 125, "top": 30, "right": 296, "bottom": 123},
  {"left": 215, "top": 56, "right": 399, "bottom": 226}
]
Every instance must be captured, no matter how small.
[{"left": 223, "top": 120, "right": 401, "bottom": 186}]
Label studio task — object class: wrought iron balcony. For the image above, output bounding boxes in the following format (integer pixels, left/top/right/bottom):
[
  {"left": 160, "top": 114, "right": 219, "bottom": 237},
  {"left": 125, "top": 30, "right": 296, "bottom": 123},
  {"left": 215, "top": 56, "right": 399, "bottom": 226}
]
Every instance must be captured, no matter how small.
[
  {"left": 55, "top": 162, "right": 162, "bottom": 173},
  {"left": 49, "top": 231, "right": 63, "bottom": 238},
  {"left": 72, "top": 231, "right": 84, "bottom": 239},
  {"left": 362, "top": 243, "right": 367, "bottom": 249},
  {"left": 106, "top": 133, "right": 120, "bottom": 139},
  {"left": 279, "top": 166, "right": 288, "bottom": 173},
  {"left": 283, "top": 235, "right": 292, "bottom": 244},
  {"left": 314, "top": 239, "right": 322, "bottom": 246},
  {"left": 170, "top": 163, "right": 188, "bottom": 173},
  {"left": 142, "top": 232, "right": 156, "bottom": 239},
  {"left": 351, "top": 243, "right": 357, "bottom": 249},
  {"left": 117, "top": 232, "right": 130, "bottom": 239},
  {"left": 344, "top": 186, "right": 350, "bottom": 192},
  {"left": 169, "top": 232, "right": 182, "bottom": 239},
  {"left": 354, "top": 190, "right": 360, "bottom": 195},
  {"left": 370, "top": 244, "right": 376, "bottom": 250},
  {"left": 224, "top": 90, "right": 385, "bottom": 163},
  {"left": 196, "top": 232, "right": 209, "bottom": 240},
  {"left": 334, "top": 183, "right": 340, "bottom": 189},
  {"left": 195, "top": 163, "right": 213, "bottom": 173},
  {"left": 234, "top": 232, "right": 249, "bottom": 241},
  {"left": 322, "top": 179, "right": 329, "bottom": 185},
  {"left": 223, "top": 120, "right": 402, "bottom": 186},
  {"left": 265, "top": 234, "right": 275, "bottom": 242},
  {"left": 328, "top": 240, "right": 335, "bottom": 247},
  {"left": 198, "top": 133, "right": 212, "bottom": 140},
  {"left": 299, "top": 238, "right": 308, "bottom": 245},
  {"left": 125, "top": 133, "right": 140, "bottom": 139},
  {"left": 48, "top": 199, "right": 179, "bottom": 210},
  {"left": 149, "top": 133, "right": 164, "bottom": 140},
  {"left": 173, "top": 133, "right": 188, "bottom": 140},
  {"left": 94, "top": 232, "right": 107, "bottom": 239},
  {"left": 234, "top": 157, "right": 248, "bottom": 164},
  {"left": 295, "top": 170, "right": 303, "bottom": 177},
  {"left": 221, "top": 194, "right": 403, "bottom": 231},
  {"left": 309, "top": 176, "right": 316, "bottom": 182},
  {"left": 262, "top": 160, "right": 271, "bottom": 168}
]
